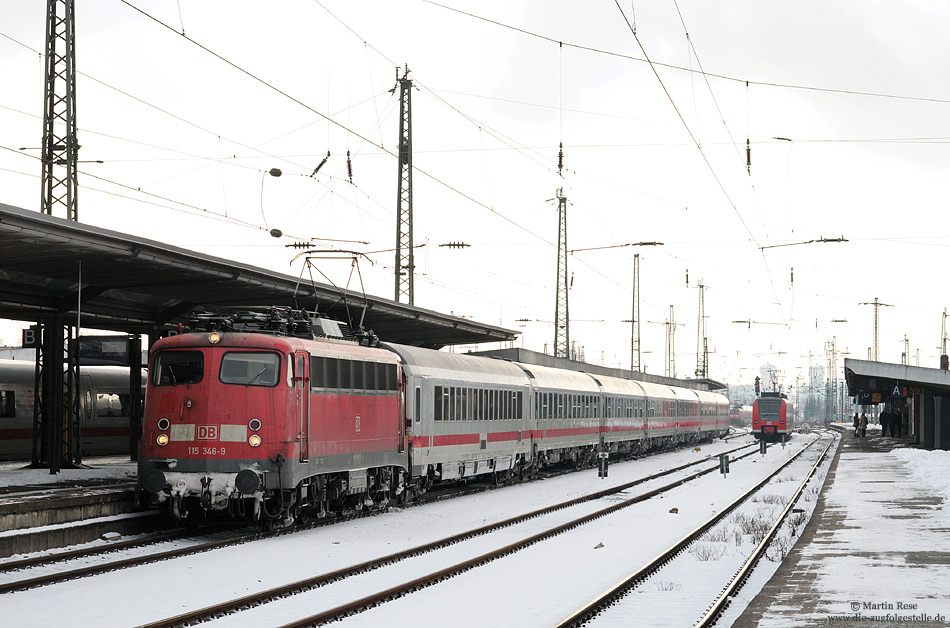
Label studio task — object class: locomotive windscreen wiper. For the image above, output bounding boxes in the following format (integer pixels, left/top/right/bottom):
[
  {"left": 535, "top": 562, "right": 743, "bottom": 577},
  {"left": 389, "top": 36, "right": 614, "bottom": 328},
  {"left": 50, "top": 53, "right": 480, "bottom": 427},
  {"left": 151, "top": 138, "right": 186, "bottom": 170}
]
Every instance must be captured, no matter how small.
[{"left": 247, "top": 368, "right": 266, "bottom": 385}]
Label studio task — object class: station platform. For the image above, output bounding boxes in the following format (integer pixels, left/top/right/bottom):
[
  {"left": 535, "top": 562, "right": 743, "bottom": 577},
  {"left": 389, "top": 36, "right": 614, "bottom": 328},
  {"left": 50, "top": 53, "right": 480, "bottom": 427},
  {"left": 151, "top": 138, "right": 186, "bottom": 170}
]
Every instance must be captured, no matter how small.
[
  {"left": 731, "top": 427, "right": 950, "bottom": 627},
  {"left": 0, "top": 457, "right": 159, "bottom": 557}
]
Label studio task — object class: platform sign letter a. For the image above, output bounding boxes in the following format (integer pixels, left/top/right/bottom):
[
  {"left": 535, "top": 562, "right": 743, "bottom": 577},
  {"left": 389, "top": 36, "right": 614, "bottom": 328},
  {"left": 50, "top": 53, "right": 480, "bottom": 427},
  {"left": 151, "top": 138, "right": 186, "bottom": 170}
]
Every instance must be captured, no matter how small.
[{"left": 891, "top": 384, "right": 903, "bottom": 398}]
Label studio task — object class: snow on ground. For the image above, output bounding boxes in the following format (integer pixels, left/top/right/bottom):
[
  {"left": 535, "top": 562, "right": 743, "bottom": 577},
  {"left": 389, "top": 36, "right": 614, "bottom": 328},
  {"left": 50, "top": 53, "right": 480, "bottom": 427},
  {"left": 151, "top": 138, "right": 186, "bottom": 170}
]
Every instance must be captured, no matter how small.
[
  {"left": 721, "top": 433, "right": 950, "bottom": 628},
  {"left": 2, "top": 435, "right": 802, "bottom": 628},
  {"left": 326, "top": 433, "right": 833, "bottom": 628},
  {"left": 891, "top": 447, "right": 950, "bottom": 524},
  {"left": 0, "top": 456, "right": 137, "bottom": 487}
]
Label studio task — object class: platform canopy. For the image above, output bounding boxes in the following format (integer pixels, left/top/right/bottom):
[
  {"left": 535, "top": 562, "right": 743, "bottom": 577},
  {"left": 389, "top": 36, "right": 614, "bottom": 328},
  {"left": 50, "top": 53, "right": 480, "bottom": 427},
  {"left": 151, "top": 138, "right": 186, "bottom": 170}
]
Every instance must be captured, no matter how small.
[
  {"left": 0, "top": 203, "right": 517, "bottom": 349},
  {"left": 844, "top": 358, "right": 950, "bottom": 402}
]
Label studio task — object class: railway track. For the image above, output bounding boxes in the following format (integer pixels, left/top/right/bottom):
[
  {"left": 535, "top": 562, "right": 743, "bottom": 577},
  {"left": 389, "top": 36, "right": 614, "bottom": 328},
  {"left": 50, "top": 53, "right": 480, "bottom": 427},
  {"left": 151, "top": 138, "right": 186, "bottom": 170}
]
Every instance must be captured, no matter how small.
[
  {"left": 553, "top": 431, "right": 838, "bottom": 627},
  {"left": 0, "top": 440, "right": 755, "bottom": 597},
  {"left": 126, "top": 441, "right": 767, "bottom": 628}
]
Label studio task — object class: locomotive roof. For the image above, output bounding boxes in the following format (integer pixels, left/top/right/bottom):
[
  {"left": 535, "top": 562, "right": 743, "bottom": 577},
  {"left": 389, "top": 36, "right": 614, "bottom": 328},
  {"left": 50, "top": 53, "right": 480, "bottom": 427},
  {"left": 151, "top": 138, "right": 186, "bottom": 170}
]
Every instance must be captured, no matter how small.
[
  {"left": 154, "top": 331, "right": 399, "bottom": 361},
  {"left": 0, "top": 203, "right": 517, "bottom": 349}
]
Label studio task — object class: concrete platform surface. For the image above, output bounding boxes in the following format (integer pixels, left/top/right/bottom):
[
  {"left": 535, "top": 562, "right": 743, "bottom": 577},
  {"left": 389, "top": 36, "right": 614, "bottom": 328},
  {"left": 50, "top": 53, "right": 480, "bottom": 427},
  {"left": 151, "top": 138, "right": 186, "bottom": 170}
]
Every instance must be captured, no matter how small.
[{"left": 731, "top": 430, "right": 950, "bottom": 627}]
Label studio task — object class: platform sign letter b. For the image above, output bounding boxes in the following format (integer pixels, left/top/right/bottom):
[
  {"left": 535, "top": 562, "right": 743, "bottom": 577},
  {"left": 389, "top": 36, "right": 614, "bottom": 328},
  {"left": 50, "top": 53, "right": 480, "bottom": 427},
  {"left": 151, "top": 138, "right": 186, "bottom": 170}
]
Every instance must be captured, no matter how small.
[{"left": 21, "top": 326, "right": 40, "bottom": 348}]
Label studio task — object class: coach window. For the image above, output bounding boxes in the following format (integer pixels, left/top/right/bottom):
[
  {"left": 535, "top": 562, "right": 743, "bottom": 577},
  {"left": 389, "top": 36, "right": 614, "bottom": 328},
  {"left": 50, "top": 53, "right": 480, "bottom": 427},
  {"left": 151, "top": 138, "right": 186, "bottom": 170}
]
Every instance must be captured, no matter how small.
[
  {"left": 0, "top": 390, "right": 15, "bottom": 418},
  {"left": 414, "top": 386, "right": 421, "bottom": 422},
  {"left": 153, "top": 351, "right": 203, "bottom": 386}
]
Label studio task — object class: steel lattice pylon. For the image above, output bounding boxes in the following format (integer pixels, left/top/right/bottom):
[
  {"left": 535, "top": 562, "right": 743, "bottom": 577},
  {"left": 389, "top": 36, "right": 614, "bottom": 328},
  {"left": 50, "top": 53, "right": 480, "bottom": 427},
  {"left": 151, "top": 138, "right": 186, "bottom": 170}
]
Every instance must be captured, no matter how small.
[
  {"left": 666, "top": 305, "right": 676, "bottom": 378},
  {"left": 41, "top": 0, "right": 79, "bottom": 221},
  {"left": 695, "top": 281, "right": 707, "bottom": 378},
  {"left": 394, "top": 67, "right": 414, "bottom": 305},
  {"left": 554, "top": 189, "right": 569, "bottom": 358},
  {"left": 631, "top": 253, "right": 640, "bottom": 371}
]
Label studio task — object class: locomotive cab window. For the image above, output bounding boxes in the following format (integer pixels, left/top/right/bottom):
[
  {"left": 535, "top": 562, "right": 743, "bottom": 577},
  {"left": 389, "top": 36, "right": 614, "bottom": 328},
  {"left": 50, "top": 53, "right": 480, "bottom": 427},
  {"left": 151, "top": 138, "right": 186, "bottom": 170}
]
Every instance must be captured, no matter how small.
[
  {"left": 153, "top": 351, "right": 204, "bottom": 386},
  {"left": 219, "top": 352, "right": 280, "bottom": 387}
]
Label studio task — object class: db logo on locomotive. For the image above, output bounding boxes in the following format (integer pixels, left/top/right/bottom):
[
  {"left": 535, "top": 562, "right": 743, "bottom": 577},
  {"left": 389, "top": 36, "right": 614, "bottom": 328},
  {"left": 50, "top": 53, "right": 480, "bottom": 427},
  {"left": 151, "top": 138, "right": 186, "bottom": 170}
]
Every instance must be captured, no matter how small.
[{"left": 197, "top": 425, "right": 218, "bottom": 440}]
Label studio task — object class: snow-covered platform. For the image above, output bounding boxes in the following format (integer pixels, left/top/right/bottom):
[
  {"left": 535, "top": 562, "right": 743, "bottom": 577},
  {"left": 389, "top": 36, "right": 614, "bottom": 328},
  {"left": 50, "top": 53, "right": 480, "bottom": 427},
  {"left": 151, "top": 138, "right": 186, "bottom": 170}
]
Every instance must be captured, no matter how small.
[
  {"left": 731, "top": 428, "right": 950, "bottom": 627},
  {"left": 0, "top": 456, "right": 157, "bottom": 557}
]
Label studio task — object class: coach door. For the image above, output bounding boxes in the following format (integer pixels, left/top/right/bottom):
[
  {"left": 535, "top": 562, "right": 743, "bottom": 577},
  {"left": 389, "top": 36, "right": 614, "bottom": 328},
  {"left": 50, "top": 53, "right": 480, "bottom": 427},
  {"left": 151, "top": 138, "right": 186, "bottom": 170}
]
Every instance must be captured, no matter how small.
[
  {"left": 79, "top": 373, "right": 95, "bottom": 455},
  {"left": 295, "top": 351, "right": 310, "bottom": 461}
]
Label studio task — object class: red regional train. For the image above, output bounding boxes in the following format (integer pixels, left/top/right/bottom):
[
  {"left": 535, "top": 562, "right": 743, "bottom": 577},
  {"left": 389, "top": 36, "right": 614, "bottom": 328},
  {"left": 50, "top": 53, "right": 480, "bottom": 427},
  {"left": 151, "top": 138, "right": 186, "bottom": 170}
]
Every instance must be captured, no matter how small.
[
  {"left": 137, "top": 309, "right": 729, "bottom": 526},
  {"left": 751, "top": 392, "right": 794, "bottom": 441}
]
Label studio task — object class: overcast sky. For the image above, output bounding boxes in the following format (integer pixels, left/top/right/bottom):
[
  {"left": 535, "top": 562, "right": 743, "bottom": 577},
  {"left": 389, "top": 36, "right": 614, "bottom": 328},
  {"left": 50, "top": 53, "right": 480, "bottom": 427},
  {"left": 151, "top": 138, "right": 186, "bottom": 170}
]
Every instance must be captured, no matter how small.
[{"left": 2, "top": 1, "right": 949, "bottom": 392}]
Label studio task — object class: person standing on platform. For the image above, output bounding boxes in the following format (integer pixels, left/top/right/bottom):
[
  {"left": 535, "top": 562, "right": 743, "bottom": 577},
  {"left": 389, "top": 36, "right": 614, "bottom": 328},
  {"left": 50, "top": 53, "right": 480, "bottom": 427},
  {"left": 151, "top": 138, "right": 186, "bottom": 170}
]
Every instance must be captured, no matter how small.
[
  {"left": 860, "top": 413, "right": 869, "bottom": 437},
  {"left": 880, "top": 409, "right": 890, "bottom": 437},
  {"left": 853, "top": 413, "right": 860, "bottom": 436}
]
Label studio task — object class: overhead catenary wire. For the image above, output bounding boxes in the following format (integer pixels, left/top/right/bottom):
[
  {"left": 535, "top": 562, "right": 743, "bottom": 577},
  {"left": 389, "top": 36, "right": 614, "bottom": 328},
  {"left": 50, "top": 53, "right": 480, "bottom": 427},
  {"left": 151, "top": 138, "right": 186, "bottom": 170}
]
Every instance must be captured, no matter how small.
[
  {"left": 421, "top": 1, "right": 950, "bottom": 106},
  {"left": 115, "top": 0, "right": 661, "bottom": 315},
  {"left": 118, "top": 0, "right": 557, "bottom": 248},
  {"left": 610, "top": 1, "right": 790, "bottom": 329}
]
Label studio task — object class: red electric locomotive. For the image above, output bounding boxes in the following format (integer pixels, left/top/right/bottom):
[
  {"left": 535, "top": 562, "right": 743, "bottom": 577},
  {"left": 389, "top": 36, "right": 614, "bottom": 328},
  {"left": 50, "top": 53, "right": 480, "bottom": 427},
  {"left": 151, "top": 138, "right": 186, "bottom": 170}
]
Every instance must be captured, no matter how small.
[
  {"left": 751, "top": 392, "right": 793, "bottom": 441},
  {"left": 138, "top": 310, "right": 406, "bottom": 525}
]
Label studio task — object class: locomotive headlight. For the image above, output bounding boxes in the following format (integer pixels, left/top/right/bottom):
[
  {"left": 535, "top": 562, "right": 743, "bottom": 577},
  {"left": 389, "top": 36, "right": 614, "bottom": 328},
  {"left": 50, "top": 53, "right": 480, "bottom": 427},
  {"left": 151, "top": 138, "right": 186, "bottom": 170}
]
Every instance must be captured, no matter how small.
[
  {"left": 157, "top": 418, "right": 170, "bottom": 431},
  {"left": 156, "top": 434, "right": 169, "bottom": 446},
  {"left": 209, "top": 332, "right": 221, "bottom": 344},
  {"left": 248, "top": 434, "right": 262, "bottom": 447},
  {"left": 249, "top": 418, "right": 261, "bottom": 432}
]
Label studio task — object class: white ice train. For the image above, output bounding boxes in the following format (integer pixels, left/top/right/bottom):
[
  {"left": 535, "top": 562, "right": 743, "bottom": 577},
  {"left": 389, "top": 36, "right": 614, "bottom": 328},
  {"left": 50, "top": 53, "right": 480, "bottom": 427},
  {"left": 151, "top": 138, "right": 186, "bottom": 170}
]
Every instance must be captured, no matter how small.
[
  {"left": 385, "top": 344, "right": 730, "bottom": 483},
  {"left": 0, "top": 359, "right": 145, "bottom": 461}
]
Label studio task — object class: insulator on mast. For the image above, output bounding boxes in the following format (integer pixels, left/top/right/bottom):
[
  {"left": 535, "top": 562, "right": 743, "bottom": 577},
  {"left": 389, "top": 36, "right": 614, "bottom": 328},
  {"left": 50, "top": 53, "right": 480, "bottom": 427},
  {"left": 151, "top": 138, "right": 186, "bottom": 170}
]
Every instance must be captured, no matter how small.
[
  {"left": 746, "top": 138, "right": 752, "bottom": 174},
  {"left": 557, "top": 142, "right": 564, "bottom": 177},
  {"left": 346, "top": 150, "right": 353, "bottom": 184}
]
